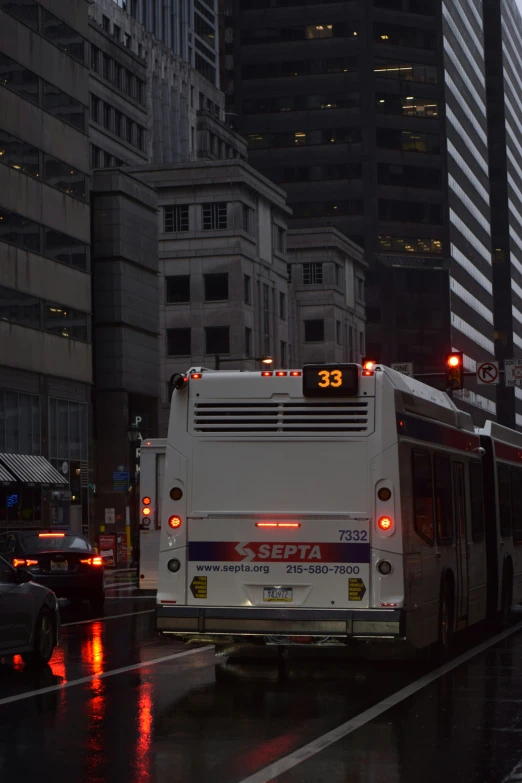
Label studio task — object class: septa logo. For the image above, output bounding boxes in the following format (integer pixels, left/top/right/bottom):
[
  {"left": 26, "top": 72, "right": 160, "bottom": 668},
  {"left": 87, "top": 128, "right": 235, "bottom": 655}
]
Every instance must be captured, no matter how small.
[{"left": 188, "top": 541, "right": 370, "bottom": 564}]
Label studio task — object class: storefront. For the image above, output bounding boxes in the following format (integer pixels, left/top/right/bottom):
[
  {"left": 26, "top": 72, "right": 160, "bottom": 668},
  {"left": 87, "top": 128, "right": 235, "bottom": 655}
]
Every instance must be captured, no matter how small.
[{"left": 0, "top": 453, "right": 68, "bottom": 529}]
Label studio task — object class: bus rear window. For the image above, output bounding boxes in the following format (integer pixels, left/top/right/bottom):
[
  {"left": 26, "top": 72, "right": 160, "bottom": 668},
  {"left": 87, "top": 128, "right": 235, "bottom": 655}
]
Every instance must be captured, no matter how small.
[
  {"left": 498, "top": 464, "right": 512, "bottom": 538},
  {"left": 434, "top": 455, "right": 454, "bottom": 543},
  {"left": 412, "top": 450, "right": 434, "bottom": 545}
]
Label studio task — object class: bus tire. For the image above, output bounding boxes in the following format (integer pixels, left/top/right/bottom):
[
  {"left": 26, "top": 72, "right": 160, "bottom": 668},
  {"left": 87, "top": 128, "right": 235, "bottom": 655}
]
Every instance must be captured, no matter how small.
[
  {"left": 499, "top": 563, "right": 513, "bottom": 628},
  {"left": 437, "top": 581, "right": 454, "bottom": 663}
]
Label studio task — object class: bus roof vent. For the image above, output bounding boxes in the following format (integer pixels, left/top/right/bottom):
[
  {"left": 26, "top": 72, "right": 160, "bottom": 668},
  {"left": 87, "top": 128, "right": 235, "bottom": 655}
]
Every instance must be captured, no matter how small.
[
  {"left": 192, "top": 400, "right": 371, "bottom": 434},
  {"left": 401, "top": 392, "right": 416, "bottom": 409}
]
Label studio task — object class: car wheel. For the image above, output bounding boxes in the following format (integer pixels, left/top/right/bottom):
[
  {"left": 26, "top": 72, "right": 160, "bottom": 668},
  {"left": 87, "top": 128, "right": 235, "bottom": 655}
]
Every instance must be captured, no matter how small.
[
  {"left": 22, "top": 608, "right": 55, "bottom": 666},
  {"left": 90, "top": 591, "right": 105, "bottom": 614}
]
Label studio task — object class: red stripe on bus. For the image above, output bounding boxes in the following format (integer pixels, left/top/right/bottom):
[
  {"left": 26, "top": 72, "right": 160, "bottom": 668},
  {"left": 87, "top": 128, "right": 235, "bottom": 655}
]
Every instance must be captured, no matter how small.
[{"left": 494, "top": 441, "right": 522, "bottom": 464}]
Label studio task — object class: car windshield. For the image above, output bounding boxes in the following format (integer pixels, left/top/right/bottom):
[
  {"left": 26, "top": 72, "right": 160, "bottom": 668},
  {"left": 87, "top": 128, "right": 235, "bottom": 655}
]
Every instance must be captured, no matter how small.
[{"left": 21, "top": 534, "right": 90, "bottom": 552}]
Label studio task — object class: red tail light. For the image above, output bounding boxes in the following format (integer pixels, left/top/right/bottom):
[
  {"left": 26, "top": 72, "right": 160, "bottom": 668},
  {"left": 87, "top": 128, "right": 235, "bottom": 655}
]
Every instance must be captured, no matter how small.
[
  {"left": 276, "top": 371, "right": 287, "bottom": 377},
  {"left": 38, "top": 532, "right": 65, "bottom": 538},
  {"left": 261, "top": 371, "right": 273, "bottom": 377},
  {"left": 378, "top": 516, "right": 393, "bottom": 531},
  {"left": 191, "top": 373, "right": 202, "bottom": 379},
  {"left": 256, "top": 522, "right": 301, "bottom": 528},
  {"left": 290, "top": 371, "right": 302, "bottom": 377},
  {"left": 168, "top": 515, "right": 182, "bottom": 529},
  {"left": 142, "top": 496, "right": 151, "bottom": 505},
  {"left": 13, "top": 559, "right": 38, "bottom": 567},
  {"left": 80, "top": 556, "right": 104, "bottom": 566}
]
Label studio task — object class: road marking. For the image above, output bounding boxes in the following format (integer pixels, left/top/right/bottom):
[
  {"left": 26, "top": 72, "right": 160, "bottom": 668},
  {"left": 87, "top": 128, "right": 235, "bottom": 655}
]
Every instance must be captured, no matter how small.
[
  {"left": 237, "top": 620, "right": 522, "bottom": 783},
  {"left": 0, "top": 645, "right": 214, "bottom": 707},
  {"left": 62, "top": 609, "right": 154, "bottom": 627}
]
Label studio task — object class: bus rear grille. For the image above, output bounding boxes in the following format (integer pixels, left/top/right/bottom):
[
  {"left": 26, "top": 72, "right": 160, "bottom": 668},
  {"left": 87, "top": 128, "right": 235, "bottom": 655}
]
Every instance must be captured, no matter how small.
[{"left": 193, "top": 401, "right": 370, "bottom": 434}]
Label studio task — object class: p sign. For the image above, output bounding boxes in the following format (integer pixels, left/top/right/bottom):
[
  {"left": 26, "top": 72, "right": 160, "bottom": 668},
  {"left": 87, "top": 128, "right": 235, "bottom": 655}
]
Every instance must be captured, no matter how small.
[
  {"left": 477, "top": 361, "right": 499, "bottom": 386},
  {"left": 391, "top": 362, "right": 414, "bottom": 378}
]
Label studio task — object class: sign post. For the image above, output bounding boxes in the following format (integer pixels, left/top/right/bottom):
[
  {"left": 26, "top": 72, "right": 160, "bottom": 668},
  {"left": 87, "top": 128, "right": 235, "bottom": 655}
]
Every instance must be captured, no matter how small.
[{"left": 477, "top": 361, "right": 499, "bottom": 386}]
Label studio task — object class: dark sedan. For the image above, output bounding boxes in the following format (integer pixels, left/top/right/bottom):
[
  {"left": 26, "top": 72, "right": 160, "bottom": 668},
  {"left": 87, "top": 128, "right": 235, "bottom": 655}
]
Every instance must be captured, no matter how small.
[{"left": 1, "top": 531, "right": 105, "bottom": 612}]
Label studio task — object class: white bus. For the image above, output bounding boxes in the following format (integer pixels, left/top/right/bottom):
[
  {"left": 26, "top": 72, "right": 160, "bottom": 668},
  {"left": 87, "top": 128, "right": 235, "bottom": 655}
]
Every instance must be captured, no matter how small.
[
  {"left": 156, "top": 364, "right": 520, "bottom": 653},
  {"left": 138, "top": 438, "right": 166, "bottom": 590}
]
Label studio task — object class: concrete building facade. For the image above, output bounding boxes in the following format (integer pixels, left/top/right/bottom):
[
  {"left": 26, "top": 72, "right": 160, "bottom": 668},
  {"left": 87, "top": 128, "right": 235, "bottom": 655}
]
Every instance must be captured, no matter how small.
[
  {"left": 0, "top": 0, "right": 92, "bottom": 532},
  {"left": 287, "top": 228, "right": 367, "bottom": 367}
]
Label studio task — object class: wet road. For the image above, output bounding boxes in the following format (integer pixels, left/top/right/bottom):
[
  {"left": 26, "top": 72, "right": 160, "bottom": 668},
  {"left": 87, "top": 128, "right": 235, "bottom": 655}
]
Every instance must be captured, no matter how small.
[{"left": 2, "top": 594, "right": 522, "bottom": 783}]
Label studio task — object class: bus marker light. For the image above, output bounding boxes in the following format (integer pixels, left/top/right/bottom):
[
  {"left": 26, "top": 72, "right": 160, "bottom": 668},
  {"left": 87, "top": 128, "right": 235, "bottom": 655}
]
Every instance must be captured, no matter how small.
[
  {"left": 191, "top": 373, "right": 202, "bottom": 379},
  {"left": 377, "top": 487, "right": 392, "bottom": 501},
  {"left": 261, "top": 371, "right": 273, "bottom": 377},
  {"left": 377, "top": 560, "right": 393, "bottom": 575},
  {"left": 290, "top": 371, "right": 302, "bottom": 376},
  {"left": 378, "top": 516, "right": 393, "bottom": 531},
  {"left": 380, "top": 603, "right": 398, "bottom": 607},
  {"left": 276, "top": 371, "right": 287, "bottom": 376},
  {"left": 142, "top": 507, "right": 151, "bottom": 516},
  {"left": 168, "top": 559, "right": 181, "bottom": 573},
  {"left": 362, "top": 370, "right": 374, "bottom": 377},
  {"left": 256, "top": 522, "right": 301, "bottom": 528},
  {"left": 170, "top": 487, "right": 183, "bottom": 501},
  {"left": 142, "top": 496, "right": 151, "bottom": 505},
  {"left": 168, "top": 515, "right": 183, "bottom": 529}
]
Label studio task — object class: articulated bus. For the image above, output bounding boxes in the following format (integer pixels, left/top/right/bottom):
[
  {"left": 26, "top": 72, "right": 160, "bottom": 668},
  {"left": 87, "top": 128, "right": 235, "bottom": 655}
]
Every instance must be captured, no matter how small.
[
  {"left": 138, "top": 438, "right": 166, "bottom": 590},
  {"left": 155, "top": 364, "right": 522, "bottom": 653}
]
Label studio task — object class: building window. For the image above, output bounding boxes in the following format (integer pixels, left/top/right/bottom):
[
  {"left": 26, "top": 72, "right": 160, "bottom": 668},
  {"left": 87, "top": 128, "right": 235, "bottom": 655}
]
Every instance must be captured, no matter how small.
[
  {"left": 244, "top": 274, "right": 251, "bottom": 305},
  {"left": 280, "top": 340, "right": 287, "bottom": 366},
  {"left": 379, "top": 199, "right": 443, "bottom": 224},
  {"left": 303, "top": 263, "right": 323, "bottom": 285},
  {"left": 304, "top": 319, "right": 324, "bottom": 342},
  {"left": 287, "top": 264, "right": 292, "bottom": 282},
  {"left": 0, "top": 0, "right": 39, "bottom": 31},
  {"left": 279, "top": 292, "right": 286, "bottom": 321},
  {"left": 374, "top": 58, "right": 438, "bottom": 84},
  {"left": 242, "top": 204, "right": 252, "bottom": 233},
  {"left": 91, "top": 45, "right": 99, "bottom": 72},
  {"left": 44, "top": 155, "right": 87, "bottom": 201},
  {"left": 102, "top": 15, "right": 110, "bottom": 32},
  {"left": 0, "top": 129, "right": 39, "bottom": 179},
  {"left": 166, "top": 276, "right": 190, "bottom": 304},
  {"left": 262, "top": 283, "right": 270, "bottom": 355},
  {"left": 0, "top": 390, "right": 40, "bottom": 456},
  {"left": 335, "top": 264, "right": 342, "bottom": 286},
  {"left": 0, "top": 285, "right": 40, "bottom": 330},
  {"left": 103, "top": 103, "right": 112, "bottom": 130},
  {"left": 45, "top": 227, "right": 87, "bottom": 270},
  {"left": 412, "top": 450, "right": 435, "bottom": 545},
  {"left": 49, "top": 397, "right": 88, "bottom": 461},
  {"left": 245, "top": 327, "right": 252, "bottom": 357},
  {"left": 90, "top": 94, "right": 100, "bottom": 122},
  {"left": 377, "top": 235, "right": 443, "bottom": 255},
  {"left": 124, "top": 33, "right": 131, "bottom": 48},
  {"left": 205, "top": 326, "right": 229, "bottom": 354},
  {"left": 0, "top": 52, "right": 39, "bottom": 105},
  {"left": 137, "top": 125, "right": 145, "bottom": 151},
  {"left": 376, "top": 93, "right": 439, "bottom": 118},
  {"left": 45, "top": 302, "right": 89, "bottom": 341},
  {"left": 204, "top": 273, "right": 228, "bottom": 301},
  {"left": 126, "top": 117, "right": 133, "bottom": 143},
  {"left": 113, "top": 24, "right": 121, "bottom": 42},
  {"left": 164, "top": 205, "right": 189, "bottom": 232},
  {"left": 167, "top": 328, "right": 191, "bottom": 356},
  {"left": 0, "top": 206, "right": 41, "bottom": 253},
  {"left": 202, "top": 202, "right": 228, "bottom": 230},
  {"left": 336, "top": 320, "right": 342, "bottom": 344},
  {"left": 42, "top": 9, "right": 84, "bottom": 64},
  {"left": 275, "top": 225, "right": 285, "bottom": 253},
  {"left": 44, "top": 81, "right": 85, "bottom": 132},
  {"left": 102, "top": 53, "right": 111, "bottom": 81}
]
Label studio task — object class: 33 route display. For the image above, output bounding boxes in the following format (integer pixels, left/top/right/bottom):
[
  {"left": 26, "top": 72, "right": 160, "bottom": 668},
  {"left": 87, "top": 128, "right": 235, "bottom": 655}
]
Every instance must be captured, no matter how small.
[{"left": 302, "top": 364, "right": 359, "bottom": 398}]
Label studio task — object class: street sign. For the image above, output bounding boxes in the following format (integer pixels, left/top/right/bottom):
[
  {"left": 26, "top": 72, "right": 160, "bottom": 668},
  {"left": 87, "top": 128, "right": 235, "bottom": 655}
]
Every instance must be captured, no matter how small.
[
  {"left": 477, "top": 361, "right": 499, "bottom": 385},
  {"left": 505, "top": 359, "right": 522, "bottom": 387},
  {"left": 391, "top": 362, "right": 414, "bottom": 377},
  {"left": 105, "top": 508, "right": 115, "bottom": 525}
]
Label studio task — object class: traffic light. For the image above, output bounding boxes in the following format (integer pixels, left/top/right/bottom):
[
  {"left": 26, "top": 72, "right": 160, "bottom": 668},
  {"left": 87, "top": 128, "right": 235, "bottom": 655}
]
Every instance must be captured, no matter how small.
[
  {"left": 362, "top": 357, "right": 377, "bottom": 371},
  {"left": 446, "top": 352, "right": 463, "bottom": 391}
]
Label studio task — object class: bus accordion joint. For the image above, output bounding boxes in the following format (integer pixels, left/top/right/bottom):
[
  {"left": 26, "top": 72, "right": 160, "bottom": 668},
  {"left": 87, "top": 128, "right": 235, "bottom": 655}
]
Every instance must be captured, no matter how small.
[{"left": 256, "top": 522, "right": 301, "bottom": 528}]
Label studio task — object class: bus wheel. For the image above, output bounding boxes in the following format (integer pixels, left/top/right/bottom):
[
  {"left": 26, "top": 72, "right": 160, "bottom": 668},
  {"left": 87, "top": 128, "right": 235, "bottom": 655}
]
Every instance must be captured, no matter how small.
[
  {"left": 499, "top": 565, "right": 513, "bottom": 628},
  {"left": 437, "top": 582, "right": 454, "bottom": 663}
]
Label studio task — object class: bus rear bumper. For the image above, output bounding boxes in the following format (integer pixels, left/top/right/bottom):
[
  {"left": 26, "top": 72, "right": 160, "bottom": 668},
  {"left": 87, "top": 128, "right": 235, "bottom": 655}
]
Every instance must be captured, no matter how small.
[{"left": 156, "top": 606, "right": 404, "bottom": 638}]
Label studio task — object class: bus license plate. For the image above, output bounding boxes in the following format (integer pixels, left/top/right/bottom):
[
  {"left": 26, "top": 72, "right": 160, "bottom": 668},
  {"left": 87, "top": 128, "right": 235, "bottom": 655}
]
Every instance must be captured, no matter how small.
[
  {"left": 51, "top": 561, "right": 68, "bottom": 571},
  {"left": 263, "top": 587, "right": 293, "bottom": 603}
]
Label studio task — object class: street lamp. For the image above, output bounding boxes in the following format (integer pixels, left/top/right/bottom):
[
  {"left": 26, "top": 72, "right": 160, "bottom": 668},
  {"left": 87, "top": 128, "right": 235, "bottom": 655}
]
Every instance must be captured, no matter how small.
[
  {"left": 215, "top": 355, "right": 273, "bottom": 370},
  {"left": 127, "top": 424, "right": 141, "bottom": 568}
]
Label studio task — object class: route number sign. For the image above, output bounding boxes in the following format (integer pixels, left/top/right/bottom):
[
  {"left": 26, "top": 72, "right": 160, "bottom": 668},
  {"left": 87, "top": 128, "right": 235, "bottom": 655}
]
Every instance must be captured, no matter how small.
[{"left": 477, "top": 362, "right": 499, "bottom": 386}]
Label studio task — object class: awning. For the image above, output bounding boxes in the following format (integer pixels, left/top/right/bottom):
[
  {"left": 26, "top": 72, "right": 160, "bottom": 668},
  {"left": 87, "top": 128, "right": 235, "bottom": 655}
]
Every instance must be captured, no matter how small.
[
  {"left": 0, "top": 454, "right": 67, "bottom": 486},
  {"left": 0, "top": 462, "right": 15, "bottom": 484}
]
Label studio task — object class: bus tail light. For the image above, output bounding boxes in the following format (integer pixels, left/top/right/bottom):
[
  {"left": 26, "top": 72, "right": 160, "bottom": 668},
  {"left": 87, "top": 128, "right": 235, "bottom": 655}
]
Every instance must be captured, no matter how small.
[
  {"left": 168, "top": 515, "right": 183, "bottom": 529},
  {"left": 378, "top": 516, "right": 393, "bottom": 531},
  {"left": 142, "top": 496, "right": 151, "bottom": 505},
  {"left": 256, "top": 522, "right": 301, "bottom": 528},
  {"left": 142, "top": 507, "right": 151, "bottom": 516}
]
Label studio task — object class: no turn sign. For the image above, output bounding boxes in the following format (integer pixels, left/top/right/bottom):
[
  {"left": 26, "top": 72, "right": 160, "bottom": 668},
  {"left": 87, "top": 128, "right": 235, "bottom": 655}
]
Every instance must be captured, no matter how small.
[{"left": 477, "top": 361, "right": 499, "bottom": 385}]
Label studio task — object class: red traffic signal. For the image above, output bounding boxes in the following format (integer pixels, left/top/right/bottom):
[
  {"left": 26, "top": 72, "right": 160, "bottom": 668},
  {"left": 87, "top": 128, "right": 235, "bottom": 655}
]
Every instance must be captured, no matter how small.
[{"left": 446, "top": 352, "right": 463, "bottom": 391}]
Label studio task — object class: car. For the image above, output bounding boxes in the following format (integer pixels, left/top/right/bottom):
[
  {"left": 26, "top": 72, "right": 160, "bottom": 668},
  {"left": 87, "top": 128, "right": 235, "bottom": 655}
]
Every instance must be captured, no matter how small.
[
  {"left": 0, "top": 555, "right": 60, "bottom": 665},
  {"left": 0, "top": 531, "right": 105, "bottom": 612}
]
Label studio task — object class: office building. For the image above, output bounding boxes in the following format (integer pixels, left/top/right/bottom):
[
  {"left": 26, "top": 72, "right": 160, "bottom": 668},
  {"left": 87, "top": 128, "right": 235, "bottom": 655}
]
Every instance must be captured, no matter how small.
[
  {"left": 0, "top": 0, "right": 92, "bottom": 531},
  {"left": 225, "top": 0, "right": 496, "bottom": 424}
]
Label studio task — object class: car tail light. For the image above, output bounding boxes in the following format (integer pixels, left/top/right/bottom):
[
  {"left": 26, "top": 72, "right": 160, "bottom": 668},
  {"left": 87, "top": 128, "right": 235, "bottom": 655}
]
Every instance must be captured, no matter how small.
[
  {"left": 378, "top": 516, "right": 393, "bottom": 531},
  {"left": 80, "top": 556, "right": 103, "bottom": 566},
  {"left": 256, "top": 522, "right": 301, "bottom": 528},
  {"left": 38, "top": 532, "right": 65, "bottom": 538},
  {"left": 13, "top": 558, "right": 38, "bottom": 567},
  {"left": 168, "top": 515, "right": 182, "bottom": 529}
]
